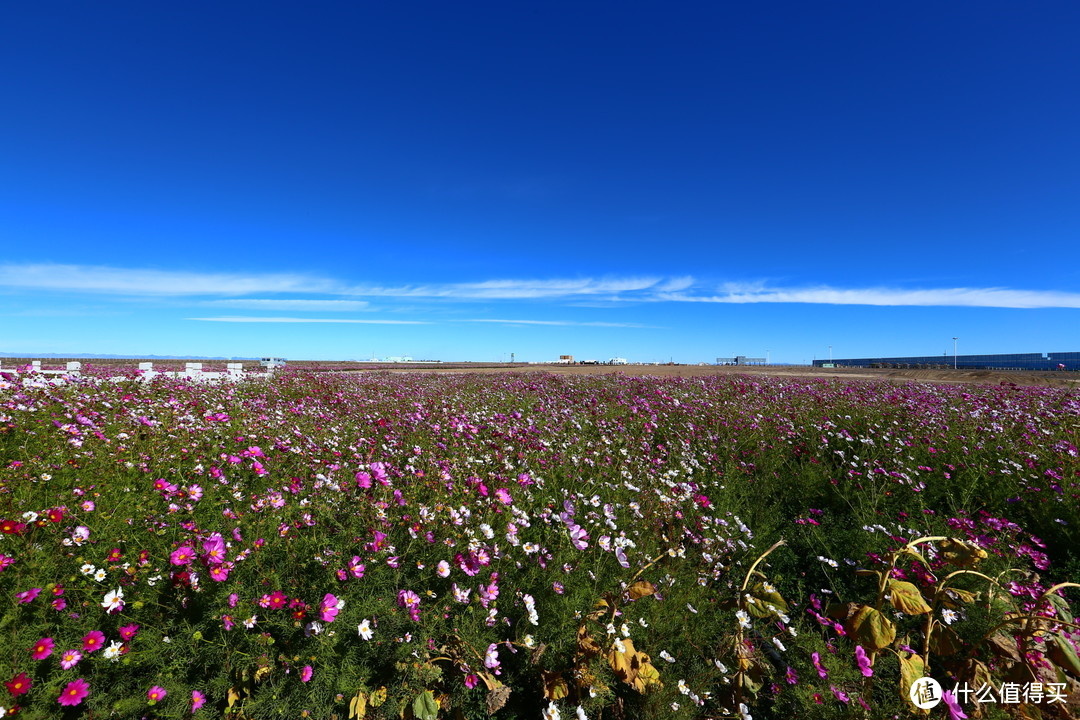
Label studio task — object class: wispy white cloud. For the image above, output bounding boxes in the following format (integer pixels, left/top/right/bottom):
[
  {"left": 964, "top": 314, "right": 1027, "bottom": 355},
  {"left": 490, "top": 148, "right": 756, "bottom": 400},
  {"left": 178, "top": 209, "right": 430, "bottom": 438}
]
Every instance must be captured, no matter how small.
[
  {"left": 656, "top": 285, "right": 1080, "bottom": 309},
  {"left": 189, "top": 317, "right": 428, "bottom": 324},
  {"left": 203, "top": 299, "right": 370, "bottom": 311},
  {"left": 345, "top": 277, "right": 667, "bottom": 299},
  {"left": 0, "top": 264, "right": 340, "bottom": 296},
  {"left": 462, "top": 319, "right": 658, "bottom": 328},
  {"left": 5, "top": 263, "right": 1079, "bottom": 310}
]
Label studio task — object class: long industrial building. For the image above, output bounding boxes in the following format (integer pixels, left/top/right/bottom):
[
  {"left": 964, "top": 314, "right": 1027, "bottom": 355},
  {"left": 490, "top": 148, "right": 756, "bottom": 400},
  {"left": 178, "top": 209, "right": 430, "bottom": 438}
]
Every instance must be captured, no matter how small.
[{"left": 812, "top": 351, "right": 1080, "bottom": 371}]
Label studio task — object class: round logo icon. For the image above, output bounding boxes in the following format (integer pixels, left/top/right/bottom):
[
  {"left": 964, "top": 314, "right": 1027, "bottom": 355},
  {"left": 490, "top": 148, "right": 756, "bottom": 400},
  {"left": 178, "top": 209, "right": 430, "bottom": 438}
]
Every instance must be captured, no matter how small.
[{"left": 909, "top": 677, "right": 943, "bottom": 709}]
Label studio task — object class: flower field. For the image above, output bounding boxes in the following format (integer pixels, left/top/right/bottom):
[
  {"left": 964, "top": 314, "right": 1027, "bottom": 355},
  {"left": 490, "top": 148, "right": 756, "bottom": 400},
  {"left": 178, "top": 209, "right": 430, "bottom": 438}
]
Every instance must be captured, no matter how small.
[{"left": 1, "top": 370, "right": 1078, "bottom": 719}]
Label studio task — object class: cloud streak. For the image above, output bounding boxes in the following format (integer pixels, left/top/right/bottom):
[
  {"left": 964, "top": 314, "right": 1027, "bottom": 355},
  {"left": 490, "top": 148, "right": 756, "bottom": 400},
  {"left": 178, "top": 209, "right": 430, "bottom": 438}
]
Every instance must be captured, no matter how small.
[
  {"left": 344, "top": 277, "right": 667, "bottom": 299},
  {"left": 462, "top": 319, "right": 658, "bottom": 328},
  {"left": 657, "top": 285, "right": 1080, "bottom": 309},
  {"left": 203, "top": 299, "right": 370, "bottom": 311},
  {"left": 0, "top": 264, "right": 338, "bottom": 296},
  {"left": 3, "top": 263, "right": 1080, "bottom": 309},
  {"left": 189, "top": 317, "right": 428, "bottom": 324}
]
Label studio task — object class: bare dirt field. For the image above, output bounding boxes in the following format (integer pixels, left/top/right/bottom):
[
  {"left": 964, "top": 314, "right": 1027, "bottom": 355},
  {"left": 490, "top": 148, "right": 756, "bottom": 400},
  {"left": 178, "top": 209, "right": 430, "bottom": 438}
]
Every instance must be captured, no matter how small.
[{"left": 343, "top": 362, "right": 1080, "bottom": 388}]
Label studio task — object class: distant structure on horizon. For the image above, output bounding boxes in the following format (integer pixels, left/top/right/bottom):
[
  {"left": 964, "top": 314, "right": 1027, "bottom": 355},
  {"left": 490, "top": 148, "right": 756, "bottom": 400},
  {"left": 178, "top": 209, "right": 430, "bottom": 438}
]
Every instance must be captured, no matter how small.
[
  {"left": 716, "top": 355, "right": 767, "bottom": 366},
  {"left": 813, "top": 351, "right": 1080, "bottom": 371}
]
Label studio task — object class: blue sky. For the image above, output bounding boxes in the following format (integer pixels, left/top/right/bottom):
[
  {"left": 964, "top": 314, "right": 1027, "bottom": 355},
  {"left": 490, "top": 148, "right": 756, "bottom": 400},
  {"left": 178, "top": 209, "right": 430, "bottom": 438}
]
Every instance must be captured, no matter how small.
[{"left": 2, "top": 2, "right": 1078, "bottom": 363}]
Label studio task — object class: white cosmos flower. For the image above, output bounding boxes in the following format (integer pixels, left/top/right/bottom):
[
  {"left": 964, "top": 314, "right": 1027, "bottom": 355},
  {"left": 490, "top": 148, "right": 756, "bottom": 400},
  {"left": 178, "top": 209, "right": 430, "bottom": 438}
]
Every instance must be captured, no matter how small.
[
  {"left": 358, "top": 619, "right": 373, "bottom": 640},
  {"left": 102, "top": 588, "right": 124, "bottom": 613}
]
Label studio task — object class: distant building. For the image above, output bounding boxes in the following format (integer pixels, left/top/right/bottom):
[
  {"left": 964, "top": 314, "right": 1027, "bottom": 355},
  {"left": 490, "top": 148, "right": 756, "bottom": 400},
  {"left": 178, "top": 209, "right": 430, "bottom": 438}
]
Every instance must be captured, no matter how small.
[
  {"left": 715, "top": 356, "right": 766, "bottom": 366},
  {"left": 558, "top": 355, "right": 574, "bottom": 364},
  {"left": 813, "top": 351, "right": 1080, "bottom": 371},
  {"left": 259, "top": 357, "right": 287, "bottom": 369}
]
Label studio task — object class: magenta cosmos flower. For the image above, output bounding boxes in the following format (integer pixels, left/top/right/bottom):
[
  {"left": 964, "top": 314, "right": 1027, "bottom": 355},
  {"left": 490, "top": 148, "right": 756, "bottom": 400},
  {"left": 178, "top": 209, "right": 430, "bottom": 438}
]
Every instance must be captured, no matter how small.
[
  {"left": 58, "top": 678, "right": 90, "bottom": 706},
  {"left": 15, "top": 587, "right": 41, "bottom": 603},
  {"left": 854, "top": 645, "right": 874, "bottom": 677},
  {"left": 31, "top": 637, "right": 55, "bottom": 660},
  {"left": 942, "top": 690, "right": 969, "bottom": 720},
  {"left": 301, "top": 665, "right": 313, "bottom": 682},
  {"left": 170, "top": 546, "right": 195, "bottom": 566},
  {"left": 83, "top": 630, "right": 106, "bottom": 653},
  {"left": 148, "top": 685, "right": 167, "bottom": 702},
  {"left": 192, "top": 689, "right": 206, "bottom": 711},
  {"left": 319, "top": 593, "right": 341, "bottom": 623}
]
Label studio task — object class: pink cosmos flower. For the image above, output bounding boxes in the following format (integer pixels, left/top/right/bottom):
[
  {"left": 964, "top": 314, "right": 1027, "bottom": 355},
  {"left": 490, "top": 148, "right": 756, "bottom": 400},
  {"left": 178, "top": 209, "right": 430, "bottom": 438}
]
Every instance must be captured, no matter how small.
[
  {"left": 16, "top": 587, "right": 41, "bottom": 603},
  {"left": 31, "top": 637, "right": 55, "bottom": 660},
  {"left": 209, "top": 563, "right": 232, "bottom": 581},
  {"left": 397, "top": 589, "right": 421, "bottom": 621},
  {"left": 464, "top": 673, "right": 478, "bottom": 689},
  {"left": 58, "top": 678, "right": 90, "bottom": 706},
  {"left": 170, "top": 546, "right": 195, "bottom": 566},
  {"left": 82, "top": 630, "right": 106, "bottom": 653},
  {"left": 148, "top": 685, "right": 167, "bottom": 702},
  {"left": 301, "top": 665, "right": 313, "bottom": 682},
  {"left": 202, "top": 534, "right": 226, "bottom": 564},
  {"left": 484, "top": 643, "right": 501, "bottom": 673},
  {"left": 568, "top": 524, "right": 589, "bottom": 550},
  {"left": 320, "top": 593, "right": 341, "bottom": 622},
  {"left": 348, "top": 556, "right": 366, "bottom": 579},
  {"left": 830, "top": 685, "right": 849, "bottom": 704},
  {"left": 942, "top": 690, "right": 968, "bottom": 720},
  {"left": 192, "top": 689, "right": 206, "bottom": 711},
  {"left": 60, "top": 649, "right": 83, "bottom": 670},
  {"left": 367, "top": 530, "right": 388, "bottom": 552},
  {"left": 495, "top": 487, "right": 513, "bottom": 505},
  {"left": 119, "top": 624, "right": 140, "bottom": 641},
  {"left": 0, "top": 553, "right": 15, "bottom": 571},
  {"left": 812, "top": 651, "right": 828, "bottom": 679},
  {"left": 854, "top": 645, "right": 873, "bottom": 677}
]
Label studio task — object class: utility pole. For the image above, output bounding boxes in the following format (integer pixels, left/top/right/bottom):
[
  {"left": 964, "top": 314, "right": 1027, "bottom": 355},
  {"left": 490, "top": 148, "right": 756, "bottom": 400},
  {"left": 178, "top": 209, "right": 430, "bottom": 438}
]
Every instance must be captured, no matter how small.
[
  {"left": 952, "top": 337, "right": 958, "bottom": 370},
  {"left": 828, "top": 345, "right": 832, "bottom": 362}
]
